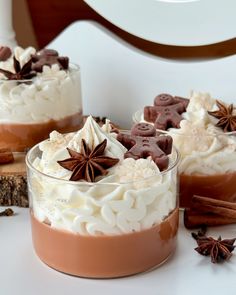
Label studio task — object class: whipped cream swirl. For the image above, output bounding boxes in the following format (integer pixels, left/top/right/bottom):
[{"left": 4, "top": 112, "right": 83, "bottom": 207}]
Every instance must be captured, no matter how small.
[
  {"left": 169, "top": 91, "right": 236, "bottom": 175},
  {"left": 30, "top": 117, "right": 177, "bottom": 236},
  {"left": 0, "top": 46, "right": 82, "bottom": 123}
]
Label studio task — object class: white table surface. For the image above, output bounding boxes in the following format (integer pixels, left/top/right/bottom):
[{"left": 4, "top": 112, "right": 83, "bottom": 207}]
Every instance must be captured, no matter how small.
[{"left": 1, "top": 206, "right": 236, "bottom": 295}]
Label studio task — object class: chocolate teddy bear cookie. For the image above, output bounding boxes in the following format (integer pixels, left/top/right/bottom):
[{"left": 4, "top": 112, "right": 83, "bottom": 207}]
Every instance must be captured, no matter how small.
[
  {"left": 0, "top": 46, "right": 11, "bottom": 61},
  {"left": 144, "top": 93, "right": 189, "bottom": 130},
  {"left": 31, "top": 49, "right": 69, "bottom": 72},
  {"left": 117, "top": 123, "right": 172, "bottom": 171}
]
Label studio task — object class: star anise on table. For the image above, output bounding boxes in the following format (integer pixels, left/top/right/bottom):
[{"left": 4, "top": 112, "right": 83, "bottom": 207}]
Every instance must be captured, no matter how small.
[
  {"left": 192, "top": 228, "right": 236, "bottom": 263},
  {"left": 208, "top": 100, "right": 236, "bottom": 132},
  {"left": 57, "top": 139, "right": 119, "bottom": 182},
  {"left": 0, "top": 56, "right": 36, "bottom": 80}
]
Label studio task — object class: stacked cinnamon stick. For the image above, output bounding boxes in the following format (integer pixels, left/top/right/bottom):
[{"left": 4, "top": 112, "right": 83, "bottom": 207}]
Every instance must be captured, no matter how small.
[
  {"left": 184, "top": 195, "right": 236, "bottom": 228},
  {"left": 0, "top": 148, "right": 14, "bottom": 164}
]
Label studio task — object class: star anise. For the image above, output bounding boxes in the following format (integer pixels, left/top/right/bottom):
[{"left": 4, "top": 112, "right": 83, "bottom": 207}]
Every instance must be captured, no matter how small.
[
  {"left": 57, "top": 139, "right": 119, "bottom": 182},
  {"left": 192, "top": 228, "right": 236, "bottom": 263},
  {"left": 0, "top": 56, "right": 36, "bottom": 80},
  {"left": 208, "top": 100, "right": 236, "bottom": 132}
]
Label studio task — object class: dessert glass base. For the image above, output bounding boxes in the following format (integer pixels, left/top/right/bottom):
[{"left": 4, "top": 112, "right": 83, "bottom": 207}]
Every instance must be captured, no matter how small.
[
  {"left": 31, "top": 208, "right": 178, "bottom": 278},
  {"left": 26, "top": 134, "right": 180, "bottom": 278}
]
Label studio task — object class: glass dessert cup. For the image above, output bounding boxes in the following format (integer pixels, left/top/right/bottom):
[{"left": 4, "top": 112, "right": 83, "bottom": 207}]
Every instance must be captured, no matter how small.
[
  {"left": 171, "top": 131, "right": 236, "bottom": 208},
  {"left": 26, "top": 142, "right": 180, "bottom": 278},
  {"left": 0, "top": 64, "right": 83, "bottom": 152},
  {"left": 133, "top": 110, "right": 236, "bottom": 208}
]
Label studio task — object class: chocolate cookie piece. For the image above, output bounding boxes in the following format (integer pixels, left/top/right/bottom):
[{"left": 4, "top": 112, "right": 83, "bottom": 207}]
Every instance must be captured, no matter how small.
[
  {"left": 117, "top": 123, "right": 172, "bottom": 171},
  {"left": 0, "top": 46, "right": 11, "bottom": 61},
  {"left": 144, "top": 93, "right": 189, "bottom": 130},
  {"left": 31, "top": 48, "right": 69, "bottom": 72},
  {"left": 131, "top": 123, "right": 156, "bottom": 137}
]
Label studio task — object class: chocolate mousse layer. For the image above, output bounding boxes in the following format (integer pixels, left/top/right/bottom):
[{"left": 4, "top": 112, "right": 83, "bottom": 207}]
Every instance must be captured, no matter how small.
[
  {"left": 180, "top": 172, "right": 236, "bottom": 208},
  {"left": 0, "top": 112, "right": 83, "bottom": 152},
  {"left": 31, "top": 208, "right": 179, "bottom": 278}
]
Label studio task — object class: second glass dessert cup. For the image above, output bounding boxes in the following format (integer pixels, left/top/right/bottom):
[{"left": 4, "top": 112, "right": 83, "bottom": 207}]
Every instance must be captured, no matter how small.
[
  {"left": 133, "top": 109, "right": 236, "bottom": 208},
  {"left": 171, "top": 131, "right": 236, "bottom": 208},
  {"left": 26, "top": 142, "right": 180, "bottom": 278},
  {"left": 0, "top": 64, "right": 83, "bottom": 152}
]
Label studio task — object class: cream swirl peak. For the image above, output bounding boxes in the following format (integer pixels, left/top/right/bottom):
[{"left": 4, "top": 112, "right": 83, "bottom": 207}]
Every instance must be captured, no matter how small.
[
  {"left": 68, "top": 116, "right": 126, "bottom": 160},
  {"left": 36, "top": 117, "right": 126, "bottom": 180}
]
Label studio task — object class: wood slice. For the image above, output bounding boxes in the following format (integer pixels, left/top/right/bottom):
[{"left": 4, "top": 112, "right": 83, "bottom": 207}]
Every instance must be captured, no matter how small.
[{"left": 0, "top": 153, "right": 28, "bottom": 207}]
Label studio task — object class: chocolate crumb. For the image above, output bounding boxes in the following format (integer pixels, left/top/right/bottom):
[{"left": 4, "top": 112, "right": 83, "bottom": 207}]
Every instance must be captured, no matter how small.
[
  {"left": 0, "top": 46, "right": 12, "bottom": 61},
  {"left": 0, "top": 208, "right": 14, "bottom": 216},
  {"left": 31, "top": 49, "right": 69, "bottom": 72}
]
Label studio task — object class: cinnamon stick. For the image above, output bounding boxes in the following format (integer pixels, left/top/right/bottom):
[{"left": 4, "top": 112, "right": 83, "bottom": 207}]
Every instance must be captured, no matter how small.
[
  {"left": 192, "top": 204, "right": 236, "bottom": 219},
  {"left": 184, "top": 209, "right": 236, "bottom": 229},
  {"left": 184, "top": 195, "right": 236, "bottom": 228},
  {"left": 0, "top": 148, "right": 14, "bottom": 164},
  {"left": 192, "top": 195, "right": 236, "bottom": 210}
]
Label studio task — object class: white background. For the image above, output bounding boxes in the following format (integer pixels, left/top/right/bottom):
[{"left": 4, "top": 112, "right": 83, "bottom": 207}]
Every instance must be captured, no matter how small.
[{"left": 84, "top": 0, "right": 236, "bottom": 45}]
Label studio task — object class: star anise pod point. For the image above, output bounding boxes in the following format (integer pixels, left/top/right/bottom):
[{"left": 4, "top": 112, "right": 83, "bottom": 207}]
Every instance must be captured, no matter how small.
[
  {"left": 208, "top": 100, "right": 236, "bottom": 132},
  {"left": 0, "top": 56, "right": 36, "bottom": 80},
  {"left": 192, "top": 229, "right": 236, "bottom": 263},
  {"left": 58, "top": 139, "right": 119, "bottom": 182}
]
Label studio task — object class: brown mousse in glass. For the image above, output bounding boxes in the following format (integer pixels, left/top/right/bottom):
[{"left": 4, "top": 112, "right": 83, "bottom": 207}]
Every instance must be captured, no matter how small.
[
  {"left": 143, "top": 93, "right": 236, "bottom": 208},
  {"left": 26, "top": 119, "right": 180, "bottom": 278},
  {"left": 0, "top": 47, "right": 83, "bottom": 152}
]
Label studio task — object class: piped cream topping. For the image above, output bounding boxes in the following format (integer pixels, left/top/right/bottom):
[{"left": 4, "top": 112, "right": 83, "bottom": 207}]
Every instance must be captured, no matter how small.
[
  {"left": 168, "top": 91, "right": 236, "bottom": 174},
  {"left": 30, "top": 117, "right": 177, "bottom": 235},
  {"left": 68, "top": 116, "right": 126, "bottom": 160},
  {"left": 0, "top": 46, "right": 82, "bottom": 123}
]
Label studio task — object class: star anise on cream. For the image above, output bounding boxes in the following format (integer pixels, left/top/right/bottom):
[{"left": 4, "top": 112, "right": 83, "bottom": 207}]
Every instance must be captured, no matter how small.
[
  {"left": 0, "top": 56, "right": 36, "bottom": 80},
  {"left": 192, "top": 228, "right": 236, "bottom": 263},
  {"left": 57, "top": 139, "right": 119, "bottom": 182},
  {"left": 208, "top": 100, "right": 236, "bottom": 132}
]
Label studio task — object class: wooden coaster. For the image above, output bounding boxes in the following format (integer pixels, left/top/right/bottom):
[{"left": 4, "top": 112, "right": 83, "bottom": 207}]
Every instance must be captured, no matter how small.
[{"left": 0, "top": 153, "right": 28, "bottom": 207}]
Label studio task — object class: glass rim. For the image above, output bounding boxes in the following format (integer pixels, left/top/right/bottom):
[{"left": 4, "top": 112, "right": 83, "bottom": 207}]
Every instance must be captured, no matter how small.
[
  {"left": 0, "top": 62, "right": 80, "bottom": 83},
  {"left": 133, "top": 109, "right": 236, "bottom": 136},
  {"left": 26, "top": 138, "right": 180, "bottom": 186}
]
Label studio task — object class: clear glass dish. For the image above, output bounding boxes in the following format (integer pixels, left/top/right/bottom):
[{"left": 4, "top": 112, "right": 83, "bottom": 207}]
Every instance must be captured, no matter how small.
[
  {"left": 133, "top": 109, "right": 143, "bottom": 125},
  {"left": 0, "top": 64, "right": 83, "bottom": 152},
  {"left": 26, "top": 139, "right": 180, "bottom": 278},
  {"left": 133, "top": 109, "right": 236, "bottom": 208}
]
